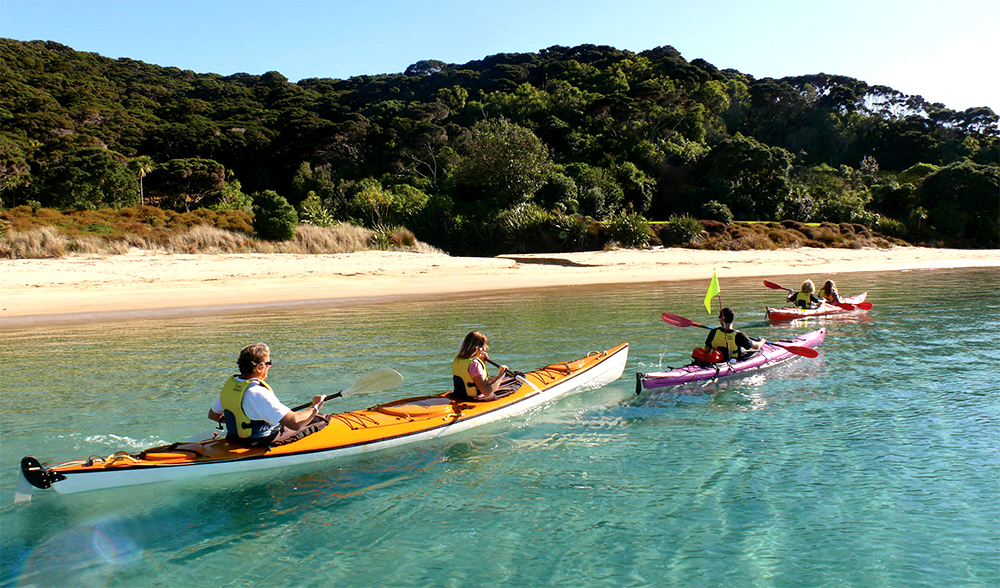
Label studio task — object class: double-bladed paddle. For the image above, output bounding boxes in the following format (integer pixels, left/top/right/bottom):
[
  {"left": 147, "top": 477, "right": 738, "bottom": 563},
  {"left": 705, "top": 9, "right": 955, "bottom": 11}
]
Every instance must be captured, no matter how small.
[
  {"left": 763, "top": 280, "right": 872, "bottom": 310},
  {"left": 186, "top": 368, "right": 405, "bottom": 442},
  {"left": 661, "top": 312, "right": 819, "bottom": 358}
]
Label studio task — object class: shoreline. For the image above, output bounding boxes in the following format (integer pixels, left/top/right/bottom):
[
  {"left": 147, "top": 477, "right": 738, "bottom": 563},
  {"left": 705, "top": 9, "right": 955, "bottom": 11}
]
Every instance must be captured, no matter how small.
[{"left": 2, "top": 246, "right": 998, "bottom": 326}]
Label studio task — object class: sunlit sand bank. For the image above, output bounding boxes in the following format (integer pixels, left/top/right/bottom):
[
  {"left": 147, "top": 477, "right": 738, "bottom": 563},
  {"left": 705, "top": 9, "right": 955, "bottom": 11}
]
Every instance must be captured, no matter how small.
[{"left": 2, "top": 246, "right": 998, "bottom": 324}]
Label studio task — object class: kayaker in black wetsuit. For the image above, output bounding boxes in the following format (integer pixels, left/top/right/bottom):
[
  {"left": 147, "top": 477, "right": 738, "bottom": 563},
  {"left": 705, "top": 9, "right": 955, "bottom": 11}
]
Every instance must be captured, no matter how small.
[
  {"left": 704, "top": 308, "right": 764, "bottom": 361},
  {"left": 787, "top": 279, "right": 822, "bottom": 309}
]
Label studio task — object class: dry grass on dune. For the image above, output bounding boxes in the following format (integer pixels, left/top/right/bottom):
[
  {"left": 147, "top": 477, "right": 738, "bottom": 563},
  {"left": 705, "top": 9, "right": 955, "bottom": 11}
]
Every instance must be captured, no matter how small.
[
  {"left": 0, "top": 223, "right": 442, "bottom": 259},
  {"left": 277, "top": 224, "right": 373, "bottom": 254}
]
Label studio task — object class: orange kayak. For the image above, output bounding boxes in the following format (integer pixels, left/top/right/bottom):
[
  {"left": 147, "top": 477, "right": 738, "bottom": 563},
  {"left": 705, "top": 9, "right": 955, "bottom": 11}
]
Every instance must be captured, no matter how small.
[{"left": 17, "top": 343, "right": 628, "bottom": 501}]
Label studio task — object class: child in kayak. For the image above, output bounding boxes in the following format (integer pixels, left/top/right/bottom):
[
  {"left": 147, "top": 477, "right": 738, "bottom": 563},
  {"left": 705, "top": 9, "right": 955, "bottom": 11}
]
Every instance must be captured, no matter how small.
[
  {"left": 208, "top": 343, "right": 330, "bottom": 447},
  {"left": 787, "top": 279, "right": 822, "bottom": 309},
  {"left": 819, "top": 280, "right": 842, "bottom": 303},
  {"left": 451, "top": 331, "right": 514, "bottom": 400},
  {"left": 697, "top": 307, "right": 764, "bottom": 362}
]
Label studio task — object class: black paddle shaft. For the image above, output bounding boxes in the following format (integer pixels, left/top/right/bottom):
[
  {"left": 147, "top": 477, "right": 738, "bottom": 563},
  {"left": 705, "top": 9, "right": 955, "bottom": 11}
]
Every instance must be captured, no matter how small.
[{"left": 291, "top": 391, "right": 343, "bottom": 412}]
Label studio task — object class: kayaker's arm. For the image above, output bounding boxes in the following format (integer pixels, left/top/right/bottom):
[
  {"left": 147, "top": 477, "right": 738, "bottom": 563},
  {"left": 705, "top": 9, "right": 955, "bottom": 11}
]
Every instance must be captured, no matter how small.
[
  {"left": 473, "top": 365, "right": 508, "bottom": 398},
  {"left": 208, "top": 408, "right": 224, "bottom": 423},
  {"left": 279, "top": 395, "right": 326, "bottom": 431},
  {"left": 737, "top": 332, "right": 764, "bottom": 353}
]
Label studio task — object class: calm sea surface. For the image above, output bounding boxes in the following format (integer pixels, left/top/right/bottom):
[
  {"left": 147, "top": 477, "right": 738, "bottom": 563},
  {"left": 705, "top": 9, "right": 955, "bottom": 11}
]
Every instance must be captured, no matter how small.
[{"left": 2, "top": 267, "right": 997, "bottom": 587}]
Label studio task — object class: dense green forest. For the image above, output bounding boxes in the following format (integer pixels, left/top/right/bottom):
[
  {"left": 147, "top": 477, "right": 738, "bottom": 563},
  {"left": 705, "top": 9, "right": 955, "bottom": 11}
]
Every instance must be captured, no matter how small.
[{"left": 1, "top": 38, "right": 997, "bottom": 253}]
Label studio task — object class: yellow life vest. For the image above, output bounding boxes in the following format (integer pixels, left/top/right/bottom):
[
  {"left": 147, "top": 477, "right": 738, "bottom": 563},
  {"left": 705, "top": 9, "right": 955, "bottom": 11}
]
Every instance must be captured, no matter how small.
[
  {"left": 707, "top": 328, "right": 741, "bottom": 360},
  {"left": 793, "top": 291, "right": 815, "bottom": 308},
  {"left": 452, "top": 356, "right": 487, "bottom": 398},
  {"left": 220, "top": 375, "right": 277, "bottom": 439}
]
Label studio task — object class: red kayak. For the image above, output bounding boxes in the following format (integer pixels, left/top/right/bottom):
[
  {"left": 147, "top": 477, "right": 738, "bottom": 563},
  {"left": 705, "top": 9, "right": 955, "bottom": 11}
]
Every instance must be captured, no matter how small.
[{"left": 767, "top": 292, "right": 869, "bottom": 322}]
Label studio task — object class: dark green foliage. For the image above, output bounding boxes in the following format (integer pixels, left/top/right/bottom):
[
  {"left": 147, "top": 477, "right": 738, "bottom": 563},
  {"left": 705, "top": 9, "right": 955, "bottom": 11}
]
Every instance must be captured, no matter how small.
[
  {"left": 548, "top": 213, "right": 590, "bottom": 251},
  {"left": 492, "top": 202, "right": 551, "bottom": 253},
  {"left": 451, "top": 119, "right": 553, "bottom": 207},
  {"left": 29, "top": 149, "right": 138, "bottom": 210},
  {"left": 604, "top": 211, "right": 653, "bottom": 247},
  {"left": 149, "top": 158, "right": 227, "bottom": 211},
  {"left": 659, "top": 214, "right": 704, "bottom": 246},
  {"left": 874, "top": 216, "right": 908, "bottom": 239},
  {"left": 917, "top": 161, "right": 1000, "bottom": 246},
  {"left": 536, "top": 171, "right": 578, "bottom": 211},
  {"left": 701, "top": 200, "right": 733, "bottom": 225},
  {"left": 1, "top": 38, "right": 997, "bottom": 248},
  {"left": 252, "top": 190, "right": 298, "bottom": 241},
  {"left": 693, "top": 134, "right": 794, "bottom": 221}
]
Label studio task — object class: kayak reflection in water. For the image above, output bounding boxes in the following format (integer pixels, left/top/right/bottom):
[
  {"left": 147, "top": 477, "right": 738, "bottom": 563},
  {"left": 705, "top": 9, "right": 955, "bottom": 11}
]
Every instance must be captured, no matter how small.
[
  {"left": 697, "top": 307, "right": 764, "bottom": 362},
  {"left": 451, "top": 331, "right": 515, "bottom": 400},
  {"left": 820, "top": 279, "right": 842, "bottom": 303},
  {"left": 208, "top": 343, "right": 330, "bottom": 447},
  {"left": 787, "top": 279, "right": 822, "bottom": 309}
]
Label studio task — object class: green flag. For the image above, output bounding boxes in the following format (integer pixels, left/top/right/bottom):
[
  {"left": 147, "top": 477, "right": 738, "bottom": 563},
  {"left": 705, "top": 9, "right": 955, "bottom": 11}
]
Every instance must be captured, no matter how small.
[{"left": 704, "top": 271, "right": 720, "bottom": 314}]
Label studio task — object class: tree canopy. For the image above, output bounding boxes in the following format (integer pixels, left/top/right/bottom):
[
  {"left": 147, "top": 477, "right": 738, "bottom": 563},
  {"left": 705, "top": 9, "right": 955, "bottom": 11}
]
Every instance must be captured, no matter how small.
[{"left": 1, "top": 38, "right": 997, "bottom": 249}]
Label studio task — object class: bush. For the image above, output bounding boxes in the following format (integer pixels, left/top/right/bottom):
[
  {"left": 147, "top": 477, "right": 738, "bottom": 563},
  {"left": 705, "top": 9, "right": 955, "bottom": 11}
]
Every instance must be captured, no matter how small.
[
  {"left": 547, "top": 213, "right": 590, "bottom": 251},
  {"left": 369, "top": 225, "right": 418, "bottom": 250},
  {"left": 874, "top": 216, "right": 907, "bottom": 239},
  {"left": 699, "top": 219, "right": 728, "bottom": 235},
  {"left": 252, "top": 190, "right": 298, "bottom": 241},
  {"left": 658, "top": 214, "right": 703, "bottom": 246},
  {"left": 701, "top": 200, "right": 733, "bottom": 225},
  {"left": 298, "top": 192, "right": 336, "bottom": 227},
  {"left": 604, "top": 211, "right": 652, "bottom": 248},
  {"left": 493, "top": 202, "right": 551, "bottom": 253}
]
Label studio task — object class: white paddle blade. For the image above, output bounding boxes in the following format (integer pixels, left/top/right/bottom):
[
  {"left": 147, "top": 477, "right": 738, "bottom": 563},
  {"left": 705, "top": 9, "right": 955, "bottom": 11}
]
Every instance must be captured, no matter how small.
[{"left": 343, "top": 368, "right": 404, "bottom": 395}]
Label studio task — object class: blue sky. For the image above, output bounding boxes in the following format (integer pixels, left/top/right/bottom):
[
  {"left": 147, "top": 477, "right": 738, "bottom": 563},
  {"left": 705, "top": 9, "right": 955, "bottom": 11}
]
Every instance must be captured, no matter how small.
[{"left": 3, "top": 0, "right": 997, "bottom": 113}]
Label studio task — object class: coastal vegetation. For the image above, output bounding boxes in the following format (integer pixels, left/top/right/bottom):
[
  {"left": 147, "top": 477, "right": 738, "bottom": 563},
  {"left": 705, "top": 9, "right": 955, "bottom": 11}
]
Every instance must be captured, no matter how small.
[{"left": 1, "top": 38, "right": 997, "bottom": 258}]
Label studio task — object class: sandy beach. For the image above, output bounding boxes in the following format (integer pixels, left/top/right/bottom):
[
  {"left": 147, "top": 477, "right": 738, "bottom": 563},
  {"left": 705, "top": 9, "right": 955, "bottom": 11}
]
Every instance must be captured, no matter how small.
[{"left": 2, "top": 246, "right": 998, "bottom": 323}]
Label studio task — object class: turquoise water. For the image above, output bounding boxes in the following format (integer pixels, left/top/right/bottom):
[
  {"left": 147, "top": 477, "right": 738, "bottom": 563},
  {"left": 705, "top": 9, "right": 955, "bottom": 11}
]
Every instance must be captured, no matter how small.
[{"left": 2, "top": 268, "right": 998, "bottom": 587}]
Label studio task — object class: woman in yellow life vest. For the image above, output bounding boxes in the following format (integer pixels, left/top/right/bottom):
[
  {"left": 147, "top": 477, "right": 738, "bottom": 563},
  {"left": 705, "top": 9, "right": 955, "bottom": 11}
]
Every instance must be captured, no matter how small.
[
  {"left": 208, "top": 343, "right": 328, "bottom": 447},
  {"left": 703, "top": 308, "right": 764, "bottom": 361},
  {"left": 451, "top": 331, "right": 509, "bottom": 400},
  {"left": 819, "top": 279, "right": 842, "bottom": 303},
  {"left": 787, "top": 279, "right": 822, "bottom": 309}
]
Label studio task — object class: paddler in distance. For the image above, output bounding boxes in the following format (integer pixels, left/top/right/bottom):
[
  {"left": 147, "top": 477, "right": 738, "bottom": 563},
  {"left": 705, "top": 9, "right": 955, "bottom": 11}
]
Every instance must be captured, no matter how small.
[
  {"left": 208, "top": 343, "right": 330, "bottom": 447},
  {"left": 819, "top": 279, "right": 842, "bottom": 303},
  {"left": 699, "top": 307, "right": 764, "bottom": 362},
  {"left": 787, "top": 279, "right": 822, "bottom": 309}
]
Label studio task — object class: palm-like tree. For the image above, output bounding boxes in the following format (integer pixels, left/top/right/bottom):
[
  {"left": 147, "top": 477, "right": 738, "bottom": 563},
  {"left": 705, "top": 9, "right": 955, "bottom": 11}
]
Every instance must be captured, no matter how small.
[{"left": 130, "top": 156, "right": 155, "bottom": 206}]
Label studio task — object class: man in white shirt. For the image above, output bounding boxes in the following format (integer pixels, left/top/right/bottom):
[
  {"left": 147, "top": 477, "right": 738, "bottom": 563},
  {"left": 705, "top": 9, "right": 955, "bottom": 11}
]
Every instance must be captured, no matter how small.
[{"left": 208, "top": 343, "right": 327, "bottom": 447}]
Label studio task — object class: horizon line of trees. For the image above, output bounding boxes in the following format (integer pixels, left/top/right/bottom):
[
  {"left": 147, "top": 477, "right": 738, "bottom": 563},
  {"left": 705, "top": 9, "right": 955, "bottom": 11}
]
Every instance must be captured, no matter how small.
[{"left": 1, "top": 38, "right": 997, "bottom": 252}]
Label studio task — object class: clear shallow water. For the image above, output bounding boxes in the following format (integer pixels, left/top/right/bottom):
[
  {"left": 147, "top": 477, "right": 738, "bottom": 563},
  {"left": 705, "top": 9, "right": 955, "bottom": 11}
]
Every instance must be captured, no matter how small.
[{"left": 2, "top": 268, "right": 998, "bottom": 587}]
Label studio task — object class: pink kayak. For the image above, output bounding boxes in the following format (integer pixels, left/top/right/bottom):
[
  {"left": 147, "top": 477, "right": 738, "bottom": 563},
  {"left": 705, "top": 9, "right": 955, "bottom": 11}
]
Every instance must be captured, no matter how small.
[
  {"left": 767, "top": 293, "right": 869, "bottom": 323},
  {"left": 636, "top": 328, "right": 825, "bottom": 392}
]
